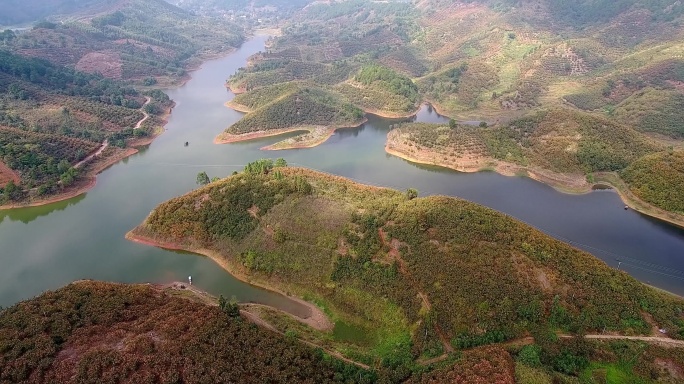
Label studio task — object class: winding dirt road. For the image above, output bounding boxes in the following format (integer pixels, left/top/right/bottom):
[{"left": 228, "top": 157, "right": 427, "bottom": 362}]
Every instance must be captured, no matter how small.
[
  {"left": 135, "top": 97, "right": 151, "bottom": 129},
  {"left": 74, "top": 97, "right": 151, "bottom": 169}
]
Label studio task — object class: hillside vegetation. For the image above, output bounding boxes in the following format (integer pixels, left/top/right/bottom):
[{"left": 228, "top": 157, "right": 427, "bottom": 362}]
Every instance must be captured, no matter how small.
[
  {"left": 0, "top": 0, "right": 111, "bottom": 26},
  {"left": 389, "top": 108, "right": 661, "bottom": 175},
  {"left": 228, "top": 86, "right": 363, "bottom": 135},
  {"left": 0, "top": 281, "right": 371, "bottom": 383},
  {"left": 219, "top": 85, "right": 364, "bottom": 148},
  {"left": 2, "top": 0, "right": 243, "bottom": 84},
  {"left": 0, "top": 0, "right": 216, "bottom": 205},
  {"left": 621, "top": 151, "right": 684, "bottom": 214},
  {"left": 225, "top": 0, "right": 421, "bottom": 118},
  {"left": 131, "top": 165, "right": 684, "bottom": 380},
  {"left": 224, "top": 0, "right": 684, "bottom": 205},
  {"left": 0, "top": 51, "right": 172, "bottom": 204}
]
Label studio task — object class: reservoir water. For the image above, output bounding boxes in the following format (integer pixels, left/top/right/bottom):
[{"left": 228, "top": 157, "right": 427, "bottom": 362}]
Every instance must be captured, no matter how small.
[{"left": 1, "top": 35, "right": 683, "bottom": 311}]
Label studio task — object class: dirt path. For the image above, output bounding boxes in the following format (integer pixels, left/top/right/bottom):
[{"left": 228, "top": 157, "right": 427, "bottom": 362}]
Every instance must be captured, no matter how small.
[
  {"left": 161, "top": 281, "right": 367, "bottom": 369},
  {"left": 561, "top": 334, "right": 684, "bottom": 348},
  {"left": 417, "top": 334, "right": 684, "bottom": 367},
  {"left": 378, "top": 227, "right": 454, "bottom": 354},
  {"left": 135, "top": 97, "right": 151, "bottom": 129},
  {"left": 74, "top": 97, "right": 151, "bottom": 170},
  {"left": 74, "top": 140, "right": 109, "bottom": 169},
  {"left": 127, "top": 231, "right": 334, "bottom": 333}
]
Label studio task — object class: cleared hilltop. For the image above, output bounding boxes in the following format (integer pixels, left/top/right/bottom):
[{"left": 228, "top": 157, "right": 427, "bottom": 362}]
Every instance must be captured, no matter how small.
[{"left": 128, "top": 163, "right": 684, "bottom": 382}]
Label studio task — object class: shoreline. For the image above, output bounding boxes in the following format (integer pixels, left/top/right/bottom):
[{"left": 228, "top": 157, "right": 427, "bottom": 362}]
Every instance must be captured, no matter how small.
[
  {"left": 0, "top": 102, "right": 174, "bottom": 211},
  {"left": 362, "top": 105, "right": 421, "bottom": 120},
  {"left": 0, "top": 147, "right": 137, "bottom": 210},
  {"left": 0, "top": 30, "right": 230, "bottom": 211},
  {"left": 125, "top": 228, "right": 333, "bottom": 331},
  {"left": 385, "top": 140, "right": 684, "bottom": 230},
  {"left": 224, "top": 100, "right": 252, "bottom": 113},
  {"left": 214, "top": 114, "right": 368, "bottom": 149}
]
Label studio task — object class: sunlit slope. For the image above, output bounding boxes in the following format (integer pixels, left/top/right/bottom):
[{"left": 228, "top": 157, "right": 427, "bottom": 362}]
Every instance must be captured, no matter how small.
[
  {"left": 224, "top": 86, "right": 364, "bottom": 135},
  {"left": 621, "top": 151, "right": 684, "bottom": 214},
  {"left": 133, "top": 166, "right": 684, "bottom": 364},
  {"left": 389, "top": 108, "right": 661, "bottom": 174}
]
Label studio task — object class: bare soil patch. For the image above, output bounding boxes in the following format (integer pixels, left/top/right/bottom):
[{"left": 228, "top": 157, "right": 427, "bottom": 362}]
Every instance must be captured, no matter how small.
[
  {"left": 76, "top": 51, "right": 123, "bottom": 79},
  {"left": 0, "top": 160, "right": 20, "bottom": 188},
  {"left": 655, "top": 358, "right": 684, "bottom": 380}
]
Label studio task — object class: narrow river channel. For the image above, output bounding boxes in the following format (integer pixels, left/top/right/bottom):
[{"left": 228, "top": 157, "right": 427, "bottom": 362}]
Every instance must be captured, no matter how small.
[{"left": 1, "top": 35, "right": 682, "bottom": 312}]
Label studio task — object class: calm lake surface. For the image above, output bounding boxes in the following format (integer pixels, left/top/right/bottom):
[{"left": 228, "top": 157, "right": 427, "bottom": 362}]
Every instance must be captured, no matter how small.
[{"left": 1, "top": 35, "right": 683, "bottom": 311}]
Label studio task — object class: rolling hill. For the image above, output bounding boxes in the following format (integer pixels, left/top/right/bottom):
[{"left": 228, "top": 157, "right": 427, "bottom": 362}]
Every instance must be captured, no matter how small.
[
  {"left": 2, "top": 0, "right": 244, "bottom": 84},
  {"left": 0, "top": 50, "right": 174, "bottom": 205},
  {"left": 129, "top": 164, "right": 684, "bottom": 381},
  {"left": 221, "top": 0, "right": 684, "bottom": 218},
  {"left": 217, "top": 85, "right": 365, "bottom": 149},
  {"left": 0, "top": 0, "right": 112, "bottom": 26},
  {"left": 0, "top": 280, "right": 372, "bottom": 383}
]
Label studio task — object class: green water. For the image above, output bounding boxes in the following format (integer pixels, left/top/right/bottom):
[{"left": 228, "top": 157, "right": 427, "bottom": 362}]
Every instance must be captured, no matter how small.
[{"left": 1, "top": 35, "right": 683, "bottom": 313}]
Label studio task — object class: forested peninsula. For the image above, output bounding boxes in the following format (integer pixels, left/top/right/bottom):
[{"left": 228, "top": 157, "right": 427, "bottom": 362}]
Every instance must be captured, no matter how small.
[{"left": 126, "top": 161, "right": 684, "bottom": 382}]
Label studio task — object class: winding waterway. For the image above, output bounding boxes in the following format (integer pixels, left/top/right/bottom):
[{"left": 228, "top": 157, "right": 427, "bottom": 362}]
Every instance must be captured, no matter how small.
[{"left": 1, "top": 36, "right": 683, "bottom": 312}]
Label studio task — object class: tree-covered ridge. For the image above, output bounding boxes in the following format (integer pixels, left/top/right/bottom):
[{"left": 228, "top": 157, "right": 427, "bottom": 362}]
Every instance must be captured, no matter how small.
[
  {"left": 225, "top": 86, "right": 364, "bottom": 135},
  {"left": 621, "top": 151, "right": 684, "bottom": 214},
  {"left": 547, "top": 0, "right": 684, "bottom": 25},
  {"left": 231, "top": 82, "right": 302, "bottom": 111},
  {"left": 0, "top": 0, "right": 111, "bottom": 26},
  {"left": 0, "top": 281, "right": 369, "bottom": 384},
  {"left": 168, "top": 0, "right": 314, "bottom": 15},
  {"left": 561, "top": 58, "right": 684, "bottom": 138},
  {"left": 392, "top": 108, "right": 661, "bottom": 175},
  {"left": 226, "top": 0, "right": 684, "bottom": 133},
  {"left": 134, "top": 167, "right": 684, "bottom": 379},
  {"left": 0, "top": 127, "right": 96, "bottom": 201},
  {"left": 4, "top": 281, "right": 684, "bottom": 383},
  {"left": 407, "top": 346, "right": 516, "bottom": 383},
  {"left": 347, "top": 64, "right": 420, "bottom": 113},
  {"left": 0, "top": 51, "right": 138, "bottom": 100},
  {"left": 224, "top": 0, "right": 422, "bottom": 117},
  {"left": 2, "top": 0, "right": 243, "bottom": 84}
]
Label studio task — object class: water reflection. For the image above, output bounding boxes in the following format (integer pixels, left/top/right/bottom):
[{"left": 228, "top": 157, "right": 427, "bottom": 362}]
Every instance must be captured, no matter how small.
[{"left": 0, "top": 193, "right": 86, "bottom": 225}]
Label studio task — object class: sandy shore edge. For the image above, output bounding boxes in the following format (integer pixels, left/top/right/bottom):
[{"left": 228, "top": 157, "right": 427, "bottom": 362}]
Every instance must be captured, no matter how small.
[
  {"left": 125, "top": 229, "right": 333, "bottom": 331},
  {"left": 214, "top": 118, "right": 368, "bottom": 150},
  {"left": 385, "top": 140, "right": 684, "bottom": 229}
]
